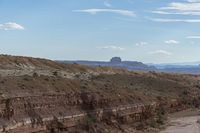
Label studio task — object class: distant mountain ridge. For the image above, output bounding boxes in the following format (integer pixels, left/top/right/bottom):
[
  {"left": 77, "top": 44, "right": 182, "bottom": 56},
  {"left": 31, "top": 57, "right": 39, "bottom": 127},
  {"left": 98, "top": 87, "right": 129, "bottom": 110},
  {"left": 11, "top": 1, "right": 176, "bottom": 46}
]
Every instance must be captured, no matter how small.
[
  {"left": 58, "top": 57, "right": 200, "bottom": 74},
  {"left": 151, "top": 61, "right": 200, "bottom": 69},
  {"left": 59, "top": 57, "right": 156, "bottom": 71},
  {"left": 152, "top": 61, "right": 200, "bottom": 74}
]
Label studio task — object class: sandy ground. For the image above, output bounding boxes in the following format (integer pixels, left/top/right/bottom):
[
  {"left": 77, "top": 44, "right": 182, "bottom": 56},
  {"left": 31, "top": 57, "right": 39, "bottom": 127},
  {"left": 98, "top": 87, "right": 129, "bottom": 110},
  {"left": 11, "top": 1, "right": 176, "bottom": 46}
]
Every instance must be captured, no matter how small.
[{"left": 160, "top": 110, "right": 200, "bottom": 133}]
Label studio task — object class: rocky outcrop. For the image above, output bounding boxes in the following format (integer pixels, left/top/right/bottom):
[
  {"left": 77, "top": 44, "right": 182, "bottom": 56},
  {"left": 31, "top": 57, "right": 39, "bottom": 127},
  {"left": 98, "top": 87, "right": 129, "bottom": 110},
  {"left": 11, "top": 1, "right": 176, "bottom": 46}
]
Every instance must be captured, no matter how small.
[
  {"left": 0, "top": 93, "right": 198, "bottom": 133},
  {"left": 110, "top": 57, "right": 122, "bottom": 64}
]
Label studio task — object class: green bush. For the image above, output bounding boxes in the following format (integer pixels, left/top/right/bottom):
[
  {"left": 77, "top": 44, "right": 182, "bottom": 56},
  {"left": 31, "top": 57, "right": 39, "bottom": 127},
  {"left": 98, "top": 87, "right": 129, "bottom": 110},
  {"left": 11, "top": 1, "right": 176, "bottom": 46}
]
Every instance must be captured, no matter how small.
[{"left": 85, "top": 115, "right": 96, "bottom": 125}]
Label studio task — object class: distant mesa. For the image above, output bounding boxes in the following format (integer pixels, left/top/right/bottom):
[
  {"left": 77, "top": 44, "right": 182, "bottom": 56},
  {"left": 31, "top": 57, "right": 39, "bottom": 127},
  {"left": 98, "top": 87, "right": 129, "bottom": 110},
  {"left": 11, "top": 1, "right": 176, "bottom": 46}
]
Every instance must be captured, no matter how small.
[{"left": 110, "top": 57, "right": 122, "bottom": 63}]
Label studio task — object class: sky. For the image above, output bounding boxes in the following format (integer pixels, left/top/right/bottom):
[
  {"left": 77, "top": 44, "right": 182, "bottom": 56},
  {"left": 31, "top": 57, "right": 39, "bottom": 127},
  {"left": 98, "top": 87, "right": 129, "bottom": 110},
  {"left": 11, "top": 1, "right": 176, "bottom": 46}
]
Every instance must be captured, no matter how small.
[{"left": 1, "top": 0, "right": 200, "bottom": 63}]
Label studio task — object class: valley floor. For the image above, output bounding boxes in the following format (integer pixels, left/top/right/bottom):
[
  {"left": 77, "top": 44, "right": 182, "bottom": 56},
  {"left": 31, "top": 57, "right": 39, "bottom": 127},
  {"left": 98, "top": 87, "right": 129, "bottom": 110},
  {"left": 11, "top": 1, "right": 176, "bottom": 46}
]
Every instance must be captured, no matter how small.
[{"left": 160, "top": 109, "right": 200, "bottom": 133}]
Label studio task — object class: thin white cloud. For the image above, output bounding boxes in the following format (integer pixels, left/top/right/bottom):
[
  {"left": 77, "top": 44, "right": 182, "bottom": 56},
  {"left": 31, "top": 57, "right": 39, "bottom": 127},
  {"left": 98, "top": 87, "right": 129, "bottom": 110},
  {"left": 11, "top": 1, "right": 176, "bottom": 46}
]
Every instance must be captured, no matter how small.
[
  {"left": 149, "top": 50, "right": 172, "bottom": 56},
  {"left": 135, "top": 42, "right": 148, "bottom": 46},
  {"left": 187, "top": 36, "right": 200, "bottom": 39},
  {"left": 149, "top": 18, "right": 200, "bottom": 23},
  {"left": 73, "top": 9, "right": 135, "bottom": 17},
  {"left": 160, "top": 2, "right": 200, "bottom": 11},
  {"left": 153, "top": 1, "right": 200, "bottom": 18},
  {"left": 151, "top": 10, "right": 200, "bottom": 16},
  {"left": 150, "top": 1, "right": 200, "bottom": 24},
  {"left": 104, "top": 1, "right": 112, "bottom": 7},
  {"left": 187, "top": 0, "right": 200, "bottom": 3},
  {"left": 97, "top": 45, "right": 125, "bottom": 51},
  {"left": 0, "top": 22, "right": 24, "bottom": 30},
  {"left": 165, "top": 40, "right": 179, "bottom": 44},
  {"left": 151, "top": 11, "right": 174, "bottom": 15}
]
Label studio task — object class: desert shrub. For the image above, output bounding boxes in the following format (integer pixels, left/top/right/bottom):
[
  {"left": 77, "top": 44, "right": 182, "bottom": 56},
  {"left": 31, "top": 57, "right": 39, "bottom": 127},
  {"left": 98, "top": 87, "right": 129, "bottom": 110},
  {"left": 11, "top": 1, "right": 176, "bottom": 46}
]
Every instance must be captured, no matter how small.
[
  {"left": 23, "top": 76, "right": 30, "bottom": 81},
  {"left": 84, "top": 115, "right": 97, "bottom": 131},
  {"left": 192, "top": 98, "right": 200, "bottom": 108},
  {"left": 156, "top": 113, "right": 165, "bottom": 125},
  {"left": 147, "top": 118, "right": 158, "bottom": 128},
  {"left": 53, "top": 71, "right": 58, "bottom": 76},
  {"left": 197, "top": 119, "right": 200, "bottom": 124},
  {"left": 156, "top": 105, "right": 166, "bottom": 125},
  {"left": 44, "top": 77, "right": 49, "bottom": 81},
  {"left": 47, "top": 117, "right": 65, "bottom": 132},
  {"left": 181, "top": 95, "right": 200, "bottom": 108},
  {"left": 75, "top": 74, "right": 80, "bottom": 78},
  {"left": 182, "top": 90, "right": 189, "bottom": 96},
  {"left": 156, "top": 96, "right": 162, "bottom": 101},
  {"left": 86, "top": 115, "right": 96, "bottom": 125},
  {"left": 0, "top": 80, "right": 5, "bottom": 84},
  {"left": 136, "top": 122, "right": 146, "bottom": 130},
  {"left": 141, "top": 105, "right": 154, "bottom": 120},
  {"left": 157, "top": 105, "right": 165, "bottom": 116},
  {"left": 181, "top": 96, "right": 190, "bottom": 105},
  {"left": 33, "top": 72, "right": 38, "bottom": 77}
]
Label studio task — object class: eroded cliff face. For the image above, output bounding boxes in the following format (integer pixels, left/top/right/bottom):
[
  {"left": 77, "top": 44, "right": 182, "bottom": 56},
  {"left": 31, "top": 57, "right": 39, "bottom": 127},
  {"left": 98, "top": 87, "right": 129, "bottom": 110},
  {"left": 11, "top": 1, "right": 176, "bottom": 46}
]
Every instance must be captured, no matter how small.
[
  {"left": 0, "top": 74, "right": 198, "bottom": 132},
  {"left": 0, "top": 55, "right": 199, "bottom": 133},
  {"left": 0, "top": 95, "right": 183, "bottom": 132}
]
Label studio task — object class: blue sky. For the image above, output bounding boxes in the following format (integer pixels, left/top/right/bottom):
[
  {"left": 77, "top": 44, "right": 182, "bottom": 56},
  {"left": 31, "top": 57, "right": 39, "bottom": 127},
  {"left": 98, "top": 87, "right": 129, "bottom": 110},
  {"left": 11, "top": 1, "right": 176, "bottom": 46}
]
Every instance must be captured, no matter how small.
[{"left": 1, "top": 0, "right": 200, "bottom": 63}]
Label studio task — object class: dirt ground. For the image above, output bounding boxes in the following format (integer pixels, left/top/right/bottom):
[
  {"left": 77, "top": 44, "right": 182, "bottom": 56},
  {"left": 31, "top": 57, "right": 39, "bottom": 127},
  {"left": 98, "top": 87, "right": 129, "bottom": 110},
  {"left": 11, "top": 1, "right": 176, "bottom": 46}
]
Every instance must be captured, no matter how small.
[{"left": 160, "top": 109, "right": 200, "bottom": 133}]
